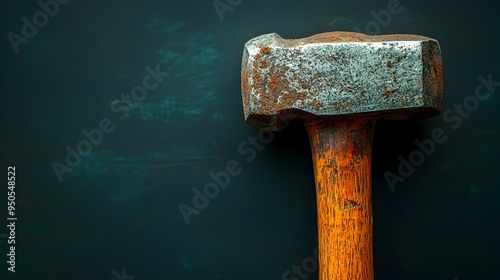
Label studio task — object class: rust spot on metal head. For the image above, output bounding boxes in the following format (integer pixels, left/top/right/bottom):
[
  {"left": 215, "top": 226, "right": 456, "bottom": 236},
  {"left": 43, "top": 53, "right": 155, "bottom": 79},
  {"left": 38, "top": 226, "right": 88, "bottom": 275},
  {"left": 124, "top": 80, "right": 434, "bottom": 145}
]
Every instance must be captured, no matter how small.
[
  {"left": 399, "top": 97, "right": 409, "bottom": 106},
  {"left": 383, "top": 90, "right": 396, "bottom": 98},
  {"left": 433, "top": 55, "right": 443, "bottom": 88},
  {"left": 261, "top": 46, "right": 270, "bottom": 55},
  {"left": 252, "top": 71, "right": 260, "bottom": 80},
  {"left": 241, "top": 68, "right": 250, "bottom": 112},
  {"left": 269, "top": 74, "right": 278, "bottom": 91}
]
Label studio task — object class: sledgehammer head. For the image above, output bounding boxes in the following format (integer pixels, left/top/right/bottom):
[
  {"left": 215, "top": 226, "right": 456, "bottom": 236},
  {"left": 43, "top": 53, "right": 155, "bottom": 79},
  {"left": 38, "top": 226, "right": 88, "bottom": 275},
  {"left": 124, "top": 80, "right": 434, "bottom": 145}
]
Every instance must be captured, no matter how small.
[{"left": 241, "top": 32, "right": 443, "bottom": 131}]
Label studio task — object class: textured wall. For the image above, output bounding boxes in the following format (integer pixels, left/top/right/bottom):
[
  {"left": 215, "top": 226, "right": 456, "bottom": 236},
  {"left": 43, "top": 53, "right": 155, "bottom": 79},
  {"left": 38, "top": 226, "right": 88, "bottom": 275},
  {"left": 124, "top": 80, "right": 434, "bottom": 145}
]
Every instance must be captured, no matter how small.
[{"left": 0, "top": 0, "right": 499, "bottom": 279}]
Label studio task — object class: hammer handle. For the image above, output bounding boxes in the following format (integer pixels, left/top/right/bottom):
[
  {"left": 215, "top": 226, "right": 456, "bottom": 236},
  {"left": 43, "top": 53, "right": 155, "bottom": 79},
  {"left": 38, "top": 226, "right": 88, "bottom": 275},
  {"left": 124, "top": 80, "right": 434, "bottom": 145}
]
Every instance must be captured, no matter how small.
[{"left": 306, "top": 119, "right": 375, "bottom": 280}]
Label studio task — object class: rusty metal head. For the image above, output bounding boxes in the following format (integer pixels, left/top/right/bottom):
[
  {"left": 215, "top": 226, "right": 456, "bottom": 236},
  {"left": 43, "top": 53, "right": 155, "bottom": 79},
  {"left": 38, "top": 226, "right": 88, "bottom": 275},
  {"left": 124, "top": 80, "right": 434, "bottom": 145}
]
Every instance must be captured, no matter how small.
[{"left": 241, "top": 32, "right": 443, "bottom": 131}]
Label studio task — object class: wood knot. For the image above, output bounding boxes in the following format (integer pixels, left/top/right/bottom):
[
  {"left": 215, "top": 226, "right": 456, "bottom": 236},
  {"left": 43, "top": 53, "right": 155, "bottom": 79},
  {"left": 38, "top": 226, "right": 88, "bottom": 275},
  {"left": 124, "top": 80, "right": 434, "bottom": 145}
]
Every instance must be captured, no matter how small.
[{"left": 343, "top": 199, "right": 361, "bottom": 211}]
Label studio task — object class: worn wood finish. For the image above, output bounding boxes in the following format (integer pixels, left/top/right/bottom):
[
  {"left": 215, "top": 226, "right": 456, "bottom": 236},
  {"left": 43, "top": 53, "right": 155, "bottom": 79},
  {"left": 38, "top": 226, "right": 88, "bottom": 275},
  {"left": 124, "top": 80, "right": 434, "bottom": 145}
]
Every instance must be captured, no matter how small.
[{"left": 305, "top": 118, "right": 376, "bottom": 280}]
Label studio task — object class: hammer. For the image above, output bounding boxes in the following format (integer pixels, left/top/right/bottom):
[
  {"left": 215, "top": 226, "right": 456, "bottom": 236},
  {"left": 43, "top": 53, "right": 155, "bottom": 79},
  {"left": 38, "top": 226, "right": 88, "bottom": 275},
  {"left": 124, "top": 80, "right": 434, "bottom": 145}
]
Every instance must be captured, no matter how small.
[{"left": 241, "top": 32, "right": 442, "bottom": 279}]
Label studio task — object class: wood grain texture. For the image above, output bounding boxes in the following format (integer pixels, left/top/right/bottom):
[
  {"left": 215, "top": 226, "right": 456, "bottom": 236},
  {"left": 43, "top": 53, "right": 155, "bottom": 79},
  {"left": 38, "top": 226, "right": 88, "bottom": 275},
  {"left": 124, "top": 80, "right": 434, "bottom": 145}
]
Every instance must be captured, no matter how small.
[{"left": 305, "top": 118, "right": 375, "bottom": 280}]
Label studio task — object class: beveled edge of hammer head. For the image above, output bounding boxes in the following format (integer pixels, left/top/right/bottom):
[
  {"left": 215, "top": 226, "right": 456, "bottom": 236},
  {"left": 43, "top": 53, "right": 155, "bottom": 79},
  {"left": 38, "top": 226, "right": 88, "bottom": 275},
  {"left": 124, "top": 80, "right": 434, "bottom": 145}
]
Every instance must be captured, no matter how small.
[{"left": 241, "top": 32, "right": 443, "bottom": 131}]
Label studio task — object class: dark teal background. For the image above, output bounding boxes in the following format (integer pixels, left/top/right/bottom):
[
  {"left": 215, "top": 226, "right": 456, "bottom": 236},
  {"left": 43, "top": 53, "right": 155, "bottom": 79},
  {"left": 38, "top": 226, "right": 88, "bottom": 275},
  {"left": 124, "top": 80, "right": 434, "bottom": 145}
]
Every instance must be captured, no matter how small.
[{"left": 1, "top": 0, "right": 499, "bottom": 279}]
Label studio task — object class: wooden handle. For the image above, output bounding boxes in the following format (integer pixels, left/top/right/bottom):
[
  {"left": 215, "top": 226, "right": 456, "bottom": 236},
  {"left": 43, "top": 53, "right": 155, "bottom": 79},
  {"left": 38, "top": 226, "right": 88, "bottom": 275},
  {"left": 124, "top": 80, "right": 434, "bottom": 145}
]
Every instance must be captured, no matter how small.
[{"left": 305, "top": 118, "right": 375, "bottom": 280}]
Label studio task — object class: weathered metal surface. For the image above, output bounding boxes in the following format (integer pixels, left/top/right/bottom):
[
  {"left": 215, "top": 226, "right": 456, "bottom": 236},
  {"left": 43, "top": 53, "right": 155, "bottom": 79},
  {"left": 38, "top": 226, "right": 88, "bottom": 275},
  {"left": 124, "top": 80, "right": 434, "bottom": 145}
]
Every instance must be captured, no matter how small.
[{"left": 241, "top": 32, "right": 443, "bottom": 130}]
